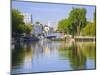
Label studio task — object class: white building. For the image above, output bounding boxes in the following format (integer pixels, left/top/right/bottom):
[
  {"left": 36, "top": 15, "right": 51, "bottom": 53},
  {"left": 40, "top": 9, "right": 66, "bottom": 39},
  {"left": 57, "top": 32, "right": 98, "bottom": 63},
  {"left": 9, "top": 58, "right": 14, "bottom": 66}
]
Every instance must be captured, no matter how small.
[{"left": 21, "top": 13, "right": 32, "bottom": 25}]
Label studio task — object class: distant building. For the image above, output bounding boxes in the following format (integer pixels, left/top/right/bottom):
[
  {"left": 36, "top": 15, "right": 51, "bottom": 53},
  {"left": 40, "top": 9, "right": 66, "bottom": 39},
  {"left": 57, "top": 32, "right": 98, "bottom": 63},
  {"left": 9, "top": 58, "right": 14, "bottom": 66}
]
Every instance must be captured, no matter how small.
[
  {"left": 44, "top": 25, "right": 49, "bottom": 33},
  {"left": 21, "top": 13, "right": 32, "bottom": 25},
  {"left": 49, "top": 27, "right": 54, "bottom": 33},
  {"left": 32, "top": 24, "right": 43, "bottom": 36},
  {"left": 44, "top": 25, "right": 55, "bottom": 33}
]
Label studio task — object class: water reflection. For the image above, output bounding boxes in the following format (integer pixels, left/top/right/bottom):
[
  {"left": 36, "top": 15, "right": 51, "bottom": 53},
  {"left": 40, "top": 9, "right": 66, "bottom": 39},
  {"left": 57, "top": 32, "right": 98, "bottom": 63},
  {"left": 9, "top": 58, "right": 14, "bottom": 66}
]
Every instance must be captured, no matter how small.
[
  {"left": 59, "top": 42, "right": 96, "bottom": 70},
  {"left": 12, "top": 43, "right": 25, "bottom": 68},
  {"left": 11, "top": 40, "right": 96, "bottom": 74}
]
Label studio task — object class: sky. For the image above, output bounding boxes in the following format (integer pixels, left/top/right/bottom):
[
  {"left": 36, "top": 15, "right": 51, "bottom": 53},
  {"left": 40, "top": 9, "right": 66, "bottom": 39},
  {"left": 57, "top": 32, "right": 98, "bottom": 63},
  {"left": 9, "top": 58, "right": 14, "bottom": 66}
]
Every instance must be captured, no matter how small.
[{"left": 12, "top": 1, "right": 95, "bottom": 27}]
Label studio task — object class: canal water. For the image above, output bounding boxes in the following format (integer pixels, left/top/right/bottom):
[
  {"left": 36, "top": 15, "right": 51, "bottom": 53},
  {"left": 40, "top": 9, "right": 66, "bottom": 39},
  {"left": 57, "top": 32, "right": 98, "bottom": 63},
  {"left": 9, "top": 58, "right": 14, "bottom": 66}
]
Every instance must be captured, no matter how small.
[{"left": 11, "top": 40, "right": 96, "bottom": 74}]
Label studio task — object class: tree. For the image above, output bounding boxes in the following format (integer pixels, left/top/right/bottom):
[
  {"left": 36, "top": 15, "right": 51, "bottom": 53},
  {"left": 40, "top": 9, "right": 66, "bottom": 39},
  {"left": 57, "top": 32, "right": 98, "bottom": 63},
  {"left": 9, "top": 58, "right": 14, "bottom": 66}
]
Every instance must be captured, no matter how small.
[
  {"left": 57, "top": 19, "right": 70, "bottom": 34},
  {"left": 12, "top": 9, "right": 25, "bottom": 37},
  {"left": 68, "top": 8, "right": 87, "bottom": 36},
  {"left": 81, "top": 8, "right": 96, "bottom": 36},
  {"left": 25, "top": 24, "right": 33, "bottom": 34},
  {"left": 17, "top": 24, "right": 26, "bottom": 34},
  {"left": 81, "top": 22, "right": 95, "bottom": 36}
]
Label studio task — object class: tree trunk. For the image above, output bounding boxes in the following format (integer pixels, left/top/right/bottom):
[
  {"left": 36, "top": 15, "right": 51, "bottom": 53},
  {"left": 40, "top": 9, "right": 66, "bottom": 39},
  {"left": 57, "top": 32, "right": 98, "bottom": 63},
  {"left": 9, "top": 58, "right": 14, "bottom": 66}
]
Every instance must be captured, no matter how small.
[{"left": 77, "top": 25, "right": 80, "bottom": 36}]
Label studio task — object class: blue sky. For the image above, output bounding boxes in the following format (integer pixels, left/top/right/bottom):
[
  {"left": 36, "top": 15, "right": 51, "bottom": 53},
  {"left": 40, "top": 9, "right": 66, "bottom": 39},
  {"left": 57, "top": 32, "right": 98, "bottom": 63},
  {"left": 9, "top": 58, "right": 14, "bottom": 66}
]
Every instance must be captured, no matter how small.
[{"left": 12, "top": 1, "right": 95, "bottom": 27}]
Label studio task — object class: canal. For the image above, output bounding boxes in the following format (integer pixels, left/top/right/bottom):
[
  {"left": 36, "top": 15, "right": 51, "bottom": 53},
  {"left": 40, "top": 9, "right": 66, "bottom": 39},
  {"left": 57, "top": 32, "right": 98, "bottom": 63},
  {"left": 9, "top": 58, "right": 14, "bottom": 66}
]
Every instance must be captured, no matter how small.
[{"left": 11, "top": 40, "right": 96, "bottom": 74}]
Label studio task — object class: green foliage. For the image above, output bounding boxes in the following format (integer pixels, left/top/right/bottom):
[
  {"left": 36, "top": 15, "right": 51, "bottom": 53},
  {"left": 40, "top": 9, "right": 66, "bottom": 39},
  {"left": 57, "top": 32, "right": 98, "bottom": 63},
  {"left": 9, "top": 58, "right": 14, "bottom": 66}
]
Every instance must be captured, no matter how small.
[
  {"left": 57, "top": 19, "right": 70, "bottom": 34},
  {"left": 17, "top": 24, "right": 26, "bottom": 34},
  {"left": 68, "top": 8, "right": 87, "bottom": 36},
  {"left": 67, "top": 19, "right": 77, "bottom": 37},
  {"left": 12, "top": 9, "right": 25, "bottom": 35},
  {"left": 12, "top": 9, "right": 33, "bottom": 37},
  {"left": 81, "top": 22, "right": 96, "bottom": 36},
  {"left": 25, "top": 24, "right": 33, "bottom": 34},
  {"left": 57, "top": 8, "right": 87, "bottom": 37}
]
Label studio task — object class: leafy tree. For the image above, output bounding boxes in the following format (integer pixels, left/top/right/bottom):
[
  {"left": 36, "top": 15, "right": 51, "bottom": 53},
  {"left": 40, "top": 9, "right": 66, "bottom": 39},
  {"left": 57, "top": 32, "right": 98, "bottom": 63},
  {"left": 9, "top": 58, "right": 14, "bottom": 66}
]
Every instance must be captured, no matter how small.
[
  {"left": 57, "top": 8, "right": 87, "bottom": 38},
  {"left": 17, "top": 24, "right": 26, "bottom": 34},
  {"left": 81, "top": 22, "right": 96, "bottom": 36},
  {"left": 25, "top": 24, "right": 33, "bottom": 34},
  {"left": 12, "top": 9, "right": 25, "bottom": 37},
  {"left": 68, "top": 8, "right": 87, "bottom": 36},
  {"left": 57, "top": 19, "right": 70, "bottom": 34},
  {"left": 81, "top": 8, "right": 96, "bottom": 36},
  {"left": 67, "top": 19, "right": 77, "bottom": 38}
]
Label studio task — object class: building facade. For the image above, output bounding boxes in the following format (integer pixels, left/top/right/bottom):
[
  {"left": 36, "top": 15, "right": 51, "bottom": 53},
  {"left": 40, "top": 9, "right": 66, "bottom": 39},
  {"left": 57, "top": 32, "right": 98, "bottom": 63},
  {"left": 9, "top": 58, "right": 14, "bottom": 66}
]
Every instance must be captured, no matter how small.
[
  {"left": 32, "top": 24, "right": 43, "bottom": 36},
  {"left": 21, "top": 13, "right": 32, "bottom": 25}
]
